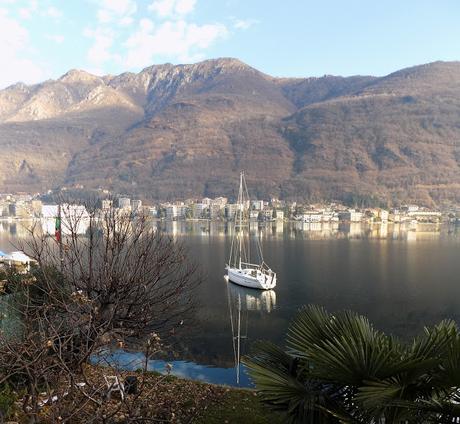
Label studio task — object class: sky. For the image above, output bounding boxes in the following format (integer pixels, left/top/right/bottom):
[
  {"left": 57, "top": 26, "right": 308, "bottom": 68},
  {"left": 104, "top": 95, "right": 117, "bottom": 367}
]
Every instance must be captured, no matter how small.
[{"left": 0, "top": 0, "right": 459, "bottom": 88}]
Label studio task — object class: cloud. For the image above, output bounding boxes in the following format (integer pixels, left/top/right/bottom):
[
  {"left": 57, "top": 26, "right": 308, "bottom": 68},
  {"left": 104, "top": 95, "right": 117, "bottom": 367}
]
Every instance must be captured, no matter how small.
[
  {"left": 46, "top": 34, "right": 64, "bottom": 44},
  {"left": 18, "top": 0, "right": 37, "bottom": 19},
  {"left": 84, "top": 0, "right": 138, "bottom": 72},
  {"left": 119, "top": 16, "right": 134, "bottom": 26},
  {"left": 123, "top": 18, "right": 228, "bottom": 67},
  {"left": 83, "top": 0, "right": 229, "bottom": 74},
  {"left": 97, "top": 0, "right": 137, "bottom": 25},
  {"left": 233, "top": 18, "right": 259, "bottom": 30},
  {"left": 0, "top": 8, "right": 46, "bottom": 87},
  {"left": 43, "top": 6, "right": 62, "bottom": 19},
  {"left": 83, "top": 26, "right": 119, "bottom": 67},
  {"left": 148, "top": 0, "right": 196, "bottom": 18}
]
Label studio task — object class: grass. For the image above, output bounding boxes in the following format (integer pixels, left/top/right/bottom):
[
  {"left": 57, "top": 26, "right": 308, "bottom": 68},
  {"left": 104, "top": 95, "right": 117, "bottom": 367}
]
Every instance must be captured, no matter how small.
[
  {"left": 195, "top": 386, "right": 284, "bottom": 424},
  {"left": 4, "top": 365, "right": 283, "bottom": 423}
]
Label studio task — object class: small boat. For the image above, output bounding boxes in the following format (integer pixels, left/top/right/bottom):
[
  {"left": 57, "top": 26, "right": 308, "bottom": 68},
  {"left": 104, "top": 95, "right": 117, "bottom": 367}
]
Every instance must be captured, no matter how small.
[{"left": 225, "top": 172, "right": 277, "bottom": 290}]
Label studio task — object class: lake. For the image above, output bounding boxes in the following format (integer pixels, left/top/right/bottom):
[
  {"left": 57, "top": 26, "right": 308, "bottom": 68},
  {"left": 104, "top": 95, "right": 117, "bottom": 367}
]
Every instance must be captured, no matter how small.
[{"left": 3, "top": 220, "right": 460, "bottom": 387}]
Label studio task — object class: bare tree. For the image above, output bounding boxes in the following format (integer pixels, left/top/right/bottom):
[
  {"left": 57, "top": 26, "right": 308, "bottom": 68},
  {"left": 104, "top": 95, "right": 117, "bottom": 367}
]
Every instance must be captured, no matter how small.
[{"left": 0, "top": 202, "right": 201, "bottom": 422}]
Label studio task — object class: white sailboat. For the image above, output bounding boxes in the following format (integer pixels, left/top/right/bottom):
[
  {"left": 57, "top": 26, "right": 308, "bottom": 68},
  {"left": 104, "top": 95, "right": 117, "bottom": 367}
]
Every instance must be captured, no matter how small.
[{"left": 226, "top": 172, "right": 277, "bottom": 290}]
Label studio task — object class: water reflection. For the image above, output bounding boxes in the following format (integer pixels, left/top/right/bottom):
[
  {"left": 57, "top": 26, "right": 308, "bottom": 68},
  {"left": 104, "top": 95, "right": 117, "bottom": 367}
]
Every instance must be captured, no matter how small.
[
  {"left": 0, "top": 219, "right": 451, "bottom": 243},
  {"left": 94, "top": 349, "right": 255, "bottom": 387},
  {"left": 226, "top": 280, "right": 276, "bottom": 384},
  {"left": 154, "top": 220, "right": 447, "bottom": 242},
  {"left": 2, "top": 218, "right": 460, "bottom": 388}
]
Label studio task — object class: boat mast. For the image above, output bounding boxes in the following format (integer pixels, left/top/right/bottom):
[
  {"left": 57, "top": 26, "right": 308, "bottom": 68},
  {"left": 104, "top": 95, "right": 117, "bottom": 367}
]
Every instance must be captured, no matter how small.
[
  {"left": 236, "top": 293, "right": 241, "bottom": 384},
  {"left": 238, "top": 172, "right": 243, "bottom": 269}
]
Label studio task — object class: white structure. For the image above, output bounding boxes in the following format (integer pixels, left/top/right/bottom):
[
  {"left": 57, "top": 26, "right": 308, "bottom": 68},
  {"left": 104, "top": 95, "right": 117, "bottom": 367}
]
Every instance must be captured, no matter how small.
[
  {"left": 274, "top": 210, "right": 284, "bottom": 221},
  {"left": 132, "top": 200, "right": 142, "bottom": 212},
  {"left": 165, "top": 204, "right": 186, "bottom": 220},
  {"left": 148, "top": 206, "right": 158, "bottom": 217},
  {"left": 118, "top": 197, "right": 131, "bottom": 210},
  {"left": 165, "top": 205, "right": 178, "bottom": 220},
  {"left": 192, "top": 203, "right": 208, "bottom": 219},
  {"left": 249, "top": 210, "right": 259, "bottom": 221},
  {"left": 339, "top": 210, "right": 363, "bottom": 222},
  {"left": 407, "top": 210, "right": 442, "bottom": 222},
  {"left": 302, "top": 212, "right": 323, "bottom": 223},
  {"left": 262, "top": 209, "right": 274, "bottom": 221},
  {"left": 379, "top": 209, "right": 389, "bottom": 222},
  {"left": 1, "top": 251, "right": 35, "bottom": 272},
  {"left": 41, "top": 204, "right": 90, "bottom": 235},
  {"left": 210, "top": 204, "right": 224, "bottom": 220},
  {"left": 101, "top": 199, "right": 113, "bottom": 210},
  {"left": 42, "top": 204, "right": 59, "bottom": 219},
  {"left": 225, "top": 203, "right": 239, "bottom": 220},
  {"left": 212, "top": 197, "right": 228, "bottom": 207},
  {"left": 251, "top": 200, "right": 264, "bottom": 211}
]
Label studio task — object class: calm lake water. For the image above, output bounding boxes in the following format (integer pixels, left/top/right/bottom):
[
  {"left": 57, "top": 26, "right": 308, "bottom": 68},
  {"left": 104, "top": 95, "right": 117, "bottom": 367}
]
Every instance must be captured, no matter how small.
[{"left": 3, "top": 220, "right": 460, "bottom": 387}]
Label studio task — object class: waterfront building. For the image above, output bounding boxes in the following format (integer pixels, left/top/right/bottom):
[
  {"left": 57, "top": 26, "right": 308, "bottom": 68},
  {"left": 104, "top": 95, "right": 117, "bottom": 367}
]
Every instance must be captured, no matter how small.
[
  {"left": 102, "top": 199, "right": 113, "bottom": 210},
  {"left": 42, "top": 204, "right": 58, "bottom": 219},
  {"left": 390, "top": 209, "right": 402, "bottom": 223},
  {"left": 339, "top": 209, "right": 363, "bottom": 222},
  {"left": 41, "top": 204, "right": 89, "bottom": 235},
  {"left": 132, "top": 199, "right": 142, "bottom": 212},
  {"left": 212, "top": 197, "right": 228, "bottom": 207},
  {"left": 249, "top": 210, "right": 259, "bottom": 221},
  {"left": 262, "top": 209, "right": 274, "bottom": 221},
  {"left": 251, "top": 200, "right": 264, "bottom": 211},
  {"left": 31, "top": 200, "right": 43, "bottom": 217},
  {"left": 302, "top": 211, "right": 324, "bottom": 223},
  {"left": 270, "top": 198, "right": 283, "bottom": 209},
  {"left": 165, "top": 204, "right": 187, "bottom": 220},
  {"left": 210, "top": 203, "right": 224, "bottom": 220},
  {"left": 8, "top": 203, "right": 16, "bottom": 217},
  {"left": 407, "top": 210, "right": 442, "bottom": 223},
  {"left": 148, "top": 206, "right": 158, "bottom": 217},
  {"left": 166, "top": 205, "right": 178, "bottom": 220},
  {"left": 274, "top": 209, "right": 284, "bottom": 221},
  {"left": 192, "top": 203, "right": 208, "bottom": 219},
  {"left": 12, "top": 202, "right": 30, "bottom": 218},
  {"left": 380, "top": 209, "right": 389, "bottom": 222},
  {"left": 118, "top": 197, "right": 131, "bottom": 210},
  {"left": 178, "top": 205, "right": 188, "bottom": 219},
  {"left": 0, "top": 202, "right": 8, "bottom": 217},
  {"left": 225, "top": 203, "right": 239, "bottom": 220}
]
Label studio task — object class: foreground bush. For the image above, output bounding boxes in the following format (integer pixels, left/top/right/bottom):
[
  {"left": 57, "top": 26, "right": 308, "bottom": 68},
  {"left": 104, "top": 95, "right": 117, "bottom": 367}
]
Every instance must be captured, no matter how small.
[{"left": 245, "top": 305, "right": 460, "bottom": 423}]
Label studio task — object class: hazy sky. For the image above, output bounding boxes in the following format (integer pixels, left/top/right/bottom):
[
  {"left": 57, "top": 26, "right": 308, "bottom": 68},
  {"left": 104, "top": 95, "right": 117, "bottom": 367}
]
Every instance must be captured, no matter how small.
[{"left": 0, "top": 0, "right": 459, "bottom": 87}]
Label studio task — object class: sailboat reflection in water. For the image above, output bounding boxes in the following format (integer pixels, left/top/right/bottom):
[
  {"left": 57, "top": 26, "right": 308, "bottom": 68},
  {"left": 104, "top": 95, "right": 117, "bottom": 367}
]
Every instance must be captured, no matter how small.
[{"left": 225, "top": 279, "right": 276, "bottom": 384}]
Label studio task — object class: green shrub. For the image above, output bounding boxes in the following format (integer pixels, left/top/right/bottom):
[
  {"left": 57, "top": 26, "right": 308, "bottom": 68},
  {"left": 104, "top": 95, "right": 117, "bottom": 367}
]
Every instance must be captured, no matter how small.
[{"left": 0, "top": 384, "right": 16, "bottom": 420}]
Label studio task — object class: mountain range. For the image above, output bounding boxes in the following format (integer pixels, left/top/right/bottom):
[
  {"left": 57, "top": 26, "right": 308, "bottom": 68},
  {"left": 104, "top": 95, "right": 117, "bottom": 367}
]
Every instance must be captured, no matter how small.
[{"left": 1, "top": 58, "right": 460, "bottom": 206}]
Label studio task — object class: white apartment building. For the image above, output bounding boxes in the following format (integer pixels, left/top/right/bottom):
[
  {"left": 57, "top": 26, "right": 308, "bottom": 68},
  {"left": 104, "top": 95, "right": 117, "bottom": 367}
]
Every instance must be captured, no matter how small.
[
  {"left": 192, "top": 203, "right": 208, "bottom": 219},
  {"left": 118, "top": 197, "right": 131, "bottom": 210}
]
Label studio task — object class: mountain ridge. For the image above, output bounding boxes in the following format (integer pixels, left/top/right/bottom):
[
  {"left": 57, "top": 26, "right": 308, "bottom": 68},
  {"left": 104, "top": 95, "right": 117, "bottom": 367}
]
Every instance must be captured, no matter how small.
[{"left": 1, "top": 58, "right": 459, "bottom": 206}]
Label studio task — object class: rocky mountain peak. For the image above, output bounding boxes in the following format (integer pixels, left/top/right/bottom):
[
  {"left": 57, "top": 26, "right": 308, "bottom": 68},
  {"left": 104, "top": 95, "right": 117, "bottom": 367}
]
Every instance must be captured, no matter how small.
[{"left": 58, "top": 69, "right": 102, "bottom": 84}]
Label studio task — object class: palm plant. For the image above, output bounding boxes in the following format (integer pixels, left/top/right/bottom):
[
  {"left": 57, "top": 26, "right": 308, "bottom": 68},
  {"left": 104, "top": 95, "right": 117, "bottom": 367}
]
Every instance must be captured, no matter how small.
[{"left": 244, "top": 305, "right": 460, "bottom": 423}]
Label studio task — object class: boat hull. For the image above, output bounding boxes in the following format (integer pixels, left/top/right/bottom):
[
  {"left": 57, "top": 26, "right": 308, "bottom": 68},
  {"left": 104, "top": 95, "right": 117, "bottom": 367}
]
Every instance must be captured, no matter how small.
[{"left": 227, "top": 267, "right": 276, "bottom": 290}]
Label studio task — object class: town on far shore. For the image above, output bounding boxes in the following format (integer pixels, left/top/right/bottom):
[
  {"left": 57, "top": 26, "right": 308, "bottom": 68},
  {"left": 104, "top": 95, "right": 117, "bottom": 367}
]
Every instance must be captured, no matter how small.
[{"left": 0, "top": 188, "right": 452, "bottom": 227}]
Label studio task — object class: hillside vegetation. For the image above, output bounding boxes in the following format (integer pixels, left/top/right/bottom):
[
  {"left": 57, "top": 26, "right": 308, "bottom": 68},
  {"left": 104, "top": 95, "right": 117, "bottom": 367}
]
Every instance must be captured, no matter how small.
[{"left": 1, "top": 58, "right": 459, "bottom": 206}]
